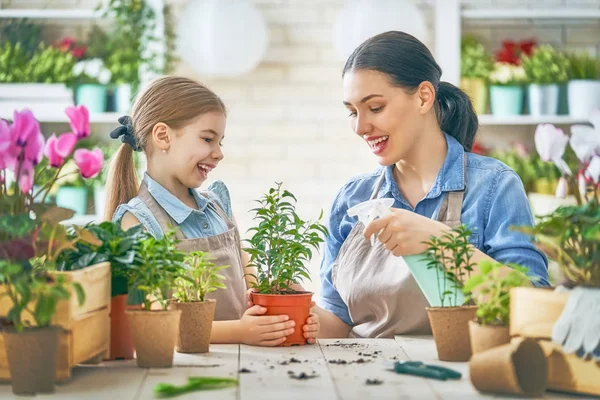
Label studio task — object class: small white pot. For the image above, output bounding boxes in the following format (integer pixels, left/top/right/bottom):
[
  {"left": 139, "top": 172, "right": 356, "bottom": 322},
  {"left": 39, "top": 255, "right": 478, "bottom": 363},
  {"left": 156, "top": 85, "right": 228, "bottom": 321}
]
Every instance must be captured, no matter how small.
[
  {"left": 568, "top": 80, "right": 600, "bottom": 119},
  {"left": 528, "top": 84, "right": 559, "bottom": 116},
  {"left": 94, "top": 186, "right": 106, "bottom": 217}
]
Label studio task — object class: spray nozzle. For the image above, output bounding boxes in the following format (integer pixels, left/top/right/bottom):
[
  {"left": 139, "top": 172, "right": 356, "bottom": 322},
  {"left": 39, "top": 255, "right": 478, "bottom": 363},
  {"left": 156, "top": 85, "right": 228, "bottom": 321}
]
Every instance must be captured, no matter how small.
[{"left": 347, "top": 198, "right": 394, "bottom": 245}]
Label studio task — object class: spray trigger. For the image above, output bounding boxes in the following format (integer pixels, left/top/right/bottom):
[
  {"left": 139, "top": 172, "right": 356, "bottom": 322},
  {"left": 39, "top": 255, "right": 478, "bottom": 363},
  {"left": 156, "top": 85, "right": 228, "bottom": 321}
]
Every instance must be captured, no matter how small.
[{"left": 347, "top": 198, "right": 394, "bottom": 245}]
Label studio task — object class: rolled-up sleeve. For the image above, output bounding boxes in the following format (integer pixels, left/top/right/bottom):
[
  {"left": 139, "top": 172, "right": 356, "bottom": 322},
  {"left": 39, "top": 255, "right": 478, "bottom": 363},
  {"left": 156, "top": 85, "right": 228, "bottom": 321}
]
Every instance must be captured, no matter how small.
[
  {"left": 319, "top": 190, "right": 353, "bottom": 326},
  {"left": 483, "top": 169, "right": 550, "bottom": 287}
]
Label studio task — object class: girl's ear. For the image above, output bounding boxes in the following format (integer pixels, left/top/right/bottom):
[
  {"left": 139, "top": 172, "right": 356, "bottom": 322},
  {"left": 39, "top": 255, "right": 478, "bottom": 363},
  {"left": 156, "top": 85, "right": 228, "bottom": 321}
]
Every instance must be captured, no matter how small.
[
  {"left": 415, "top": 81, "right": 436, "bottom": 115},
  {"left": 152, "top": 122, "right": 171, "bottom": 151}
]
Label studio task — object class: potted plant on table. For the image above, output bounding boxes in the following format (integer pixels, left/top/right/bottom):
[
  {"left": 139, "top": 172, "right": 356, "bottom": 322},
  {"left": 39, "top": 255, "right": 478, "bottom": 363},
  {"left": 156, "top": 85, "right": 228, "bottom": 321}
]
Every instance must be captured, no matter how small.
[
  {"left": 126, "top": 231, "right": 187, "bottom": 368},
  {"left": 423, "top": 224, "right": 477, "bottom": 362},
  {"left": 463, "top": 260, "right": 531, "bottom": 354},
  {"left": 488, "top": 62, "right": 527, "bottom": 116},
  {"left": 566, "top": 52, "right": 600, "bottom": 119},
  {"left": 172, "top": 251, "right": 228, "bottom": 353},
  {"left": 73, "top": 58, "right": 112, "bottom": 113},
  {"left": 245, "top": 183, "right": 327, "bottom": 346},
  {"left": 460, "top": 36, "right": 494, "bottom": 114},
  {"left": 0, "top": 261, "right": 85, "bottom": 395},
  {"left": 522, "top": 45, "right": 569, "bottom": 116}
]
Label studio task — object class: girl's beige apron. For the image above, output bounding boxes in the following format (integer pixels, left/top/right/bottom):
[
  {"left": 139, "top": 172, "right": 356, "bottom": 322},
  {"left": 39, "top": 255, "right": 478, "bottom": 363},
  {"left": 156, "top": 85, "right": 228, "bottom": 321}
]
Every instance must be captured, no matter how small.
[
  {"left": 332, "top": 164, "right": 466, "bottom": 338},
  {"left": 138, "top": 183, "right": 247, "bottom": 321}
]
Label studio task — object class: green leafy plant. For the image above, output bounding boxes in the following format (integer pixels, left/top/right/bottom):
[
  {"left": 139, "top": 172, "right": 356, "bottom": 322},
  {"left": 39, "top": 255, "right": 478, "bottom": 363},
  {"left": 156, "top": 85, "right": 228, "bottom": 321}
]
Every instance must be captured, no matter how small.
[
  {"left": 129, "top": 230, "right": 187, "bottom": 310},
  {"left": 154, "top": 376, "right": 238, "bottom": 398},
  {"left": 244, "top": 183, "right": 328, "bottom": 294},
  {"left": 424, "top": 225, "right": 476, "bottom": 307},
  {"left": 56, "top": 222, "right": 148, "bottom": 297},
  {"left": 0, "top": 41, "right": 29, "bottom": 83},
  {"left": 0, "top": 18, "right": 42, "bottom": 58},
  {"left": 0, "top": 261, "right": 85, "bottom": 332},
  {"left": 463, "top": 260, "right": 531, "bottom": 325},
  {"left": 173, "top": 251, "right": 228, "bottom": 303},
  {"left": 24, "top": 43, "right": 76, "bottom": 84},
  {"left": 515, "top": 199, "right": 600, "bottom": 288},
  {"left": 461, "top": 36, "right": 494, "bottom": 79},
  {"left": 567, "top": 52, "right": 599, "bottom": 80},
  {"left": 521, "top": 45, "right": 569, "bottom": 84}
]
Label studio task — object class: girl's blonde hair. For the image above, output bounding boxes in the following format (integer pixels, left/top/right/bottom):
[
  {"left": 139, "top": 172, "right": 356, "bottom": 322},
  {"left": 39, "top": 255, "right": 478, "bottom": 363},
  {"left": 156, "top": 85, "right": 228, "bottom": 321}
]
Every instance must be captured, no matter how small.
[{"left": 104, "top": 76, "right": 226, "bottom": 221}]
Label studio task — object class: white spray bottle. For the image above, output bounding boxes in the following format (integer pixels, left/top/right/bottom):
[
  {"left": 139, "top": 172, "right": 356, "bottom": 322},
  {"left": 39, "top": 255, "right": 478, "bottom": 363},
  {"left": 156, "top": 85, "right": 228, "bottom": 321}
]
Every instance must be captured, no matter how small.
[{"left": 347, "top": 199, "right": 465, "bottom": 307}]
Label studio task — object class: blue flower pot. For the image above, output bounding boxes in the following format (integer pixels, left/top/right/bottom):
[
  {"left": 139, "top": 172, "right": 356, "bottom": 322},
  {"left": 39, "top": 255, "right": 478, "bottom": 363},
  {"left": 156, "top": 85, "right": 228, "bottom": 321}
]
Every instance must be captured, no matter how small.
[
  {"left": 490, "top": 85, "right": 524, "bottom": 116},
  {"left": 115, "top": 84, "right": 132, "bottom": 113},
  {"left": 56, "top": 186, "right": 88, "bottom": 216},
  {"left": 76, "top": 84, "right": 107, "bottom": 113},
  {"left": 528, "top": 84, "right": 559, "bottom": 116}
]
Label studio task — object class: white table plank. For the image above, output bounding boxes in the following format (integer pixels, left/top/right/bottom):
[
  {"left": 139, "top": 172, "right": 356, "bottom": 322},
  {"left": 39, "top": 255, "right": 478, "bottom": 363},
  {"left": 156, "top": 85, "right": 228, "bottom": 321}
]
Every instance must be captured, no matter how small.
[
  {"left": 319, "top": 338, "right": 439, "bottom": 400},
  {"left": 395, "top": 335, "right": 593, "bottom": 400},
  {"left": 238, "top": 343, "right": 338, "bottom": 400},
  {"left": 136, "top": 345, "right": 239, "bottom": 400}
]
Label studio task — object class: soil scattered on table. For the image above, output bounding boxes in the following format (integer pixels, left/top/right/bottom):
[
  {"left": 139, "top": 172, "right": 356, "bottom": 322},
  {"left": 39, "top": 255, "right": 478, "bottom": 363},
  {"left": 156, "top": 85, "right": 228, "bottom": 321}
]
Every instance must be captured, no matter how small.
[
  {"left": 279, "top": 357, "right": 303, "bottom": 365},
  {"left": 238, "top": 368, "right": 253, "bottom": 373},
  {"left": 366, "top": 379, "right": 383, "bottom": 385},
  {"left": 287, "top": 371, "right": 319, "bottom": 380},
  {"left": 328, "top": 358, "right": 371, "bottom": 365}
]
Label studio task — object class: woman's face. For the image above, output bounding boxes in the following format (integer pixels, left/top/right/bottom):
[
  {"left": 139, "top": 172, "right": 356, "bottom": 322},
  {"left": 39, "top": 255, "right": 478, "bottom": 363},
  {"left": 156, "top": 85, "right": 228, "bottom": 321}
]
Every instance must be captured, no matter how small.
[{"left": 343, "top": 70, "right": 428, "bottom": 166}]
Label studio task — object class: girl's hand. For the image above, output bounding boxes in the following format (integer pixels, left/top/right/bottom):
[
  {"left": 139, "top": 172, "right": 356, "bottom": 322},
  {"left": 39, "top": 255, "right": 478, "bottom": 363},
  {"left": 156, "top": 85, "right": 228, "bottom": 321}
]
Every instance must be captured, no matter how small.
[
  {"left": 238, "top": 305, "right": 295, "bottom": 347},
  {"left": 363, "top": 208, "right": 448, "bottom": 256},
  {"left": 246, "top": 288, "right": 257, "bottom": 308},
  {"left": 303, "top": 311, "right": 320, "bottom": 344}
]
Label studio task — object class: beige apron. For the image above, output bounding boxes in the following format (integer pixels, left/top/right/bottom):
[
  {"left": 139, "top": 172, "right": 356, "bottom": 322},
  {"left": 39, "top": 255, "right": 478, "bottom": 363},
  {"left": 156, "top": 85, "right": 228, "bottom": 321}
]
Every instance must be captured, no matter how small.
[
  {"left": 332, "top": 163, "right": 466, "bottom": 338},
  {"left": 138, "top": 183, "right": 247, "bottom": 321}
]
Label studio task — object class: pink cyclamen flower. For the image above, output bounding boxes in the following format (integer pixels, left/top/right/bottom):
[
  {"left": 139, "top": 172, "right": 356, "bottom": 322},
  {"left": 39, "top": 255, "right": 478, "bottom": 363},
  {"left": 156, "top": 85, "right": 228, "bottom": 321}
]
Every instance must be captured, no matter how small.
[
  {"left": 65, "top": 105, "right": 90, "bottom": 139},
  {"left": 10, "top": 109, "right": 41, "bottom": 148},
  {"left": 44, "top": 133, "right": 77, "bottom": 168},
  {"left": 74, "top": 148, "right": 103, "bottom": 179},
  {"left": 0, "top": 119, "right": 10, "bottom": 169}
]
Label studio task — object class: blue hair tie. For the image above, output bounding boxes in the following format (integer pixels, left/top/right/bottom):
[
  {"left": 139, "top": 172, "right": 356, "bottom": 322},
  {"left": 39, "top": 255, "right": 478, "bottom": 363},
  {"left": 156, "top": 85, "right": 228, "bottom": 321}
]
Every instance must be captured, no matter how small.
[{"left": 109, "top": 115, "right": 142, "bottom": 152}]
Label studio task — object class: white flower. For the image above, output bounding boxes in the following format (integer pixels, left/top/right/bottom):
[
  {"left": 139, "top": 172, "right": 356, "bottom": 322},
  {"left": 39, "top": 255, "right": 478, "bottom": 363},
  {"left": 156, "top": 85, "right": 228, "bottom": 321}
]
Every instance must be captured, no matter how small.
[
  {"left": 578, "top": 173, "right": 587, "bottom": 197},
  {"left": 73, "top": 61, "right": 85, "bottom": 76},
  {"left": 555, "top": 177, "right": 568, "bottom": 199},
  {"left": 570, "top": 124, "right": 600, "bottom": 163},
  {"left": 98, "top": 70, "right": 112, "bottom": 85},
  {"left": 585, "top": 156, "right": 600, "bottom": 184},
  {"left": 535, "top": 124, "right": 572, "bottom": 176},
  {"left": 490, "top": 62, "right": 525, "bottom": 85}
]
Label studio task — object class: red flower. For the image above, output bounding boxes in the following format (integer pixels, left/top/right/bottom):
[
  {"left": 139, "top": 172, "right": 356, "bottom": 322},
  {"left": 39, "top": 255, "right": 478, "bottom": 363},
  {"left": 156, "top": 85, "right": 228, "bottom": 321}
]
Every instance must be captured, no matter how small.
[
  {"left": 58, "top": 37, "right": 76, "bottom": 52},
  {"left": 71, "top": 46, "right": 87, "bottom": 60},
  {"left": 495, "top": 39, "right": 537, "bottom": 65},
  {"left": 520, "top": 39, "right": 536, "bottom": 57},
  {"left": 471, "top": 141, "right": 488, "bottom": 156}
]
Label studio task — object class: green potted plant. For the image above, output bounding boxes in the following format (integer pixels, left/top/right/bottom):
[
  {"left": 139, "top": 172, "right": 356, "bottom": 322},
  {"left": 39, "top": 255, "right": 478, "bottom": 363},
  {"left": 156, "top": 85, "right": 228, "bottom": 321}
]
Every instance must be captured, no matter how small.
[
  {"left": 488, "top": 62, "right": 527, "bottom": 116},
  {"left": 245, "top": 183, "right": 327, "bottom": 346},
  {"left": 521, "top": 45, "right": 569, "bottom": 116},
  {"left": 53, "top": 159, "right": 90, "bottom": 216},
  {"left": 566, "top": 52, "right": 600, "bottom": 119},
  {"left": 57, "top": 222, "right": 148, "bottom": 360},
  {"left": 126, "top": 231, "right": 187, "bottom": 368},
  {"left": 423, "top": 224, "right": 477, "bottom": 362},
  {"left": 463, "top": 260, "right": 531, "bottom": 354},
  {"left": 0, "top": 261, "right": 84, "bottom": 395},
  {"left": 172, "top": 251, "right": 228, "bottom": 353},
  {"left": 460, "top": 36, "right": 494, "bottom": 114},
  {"left": 72, "top": 58, "right": 112, "bottom": 113}
]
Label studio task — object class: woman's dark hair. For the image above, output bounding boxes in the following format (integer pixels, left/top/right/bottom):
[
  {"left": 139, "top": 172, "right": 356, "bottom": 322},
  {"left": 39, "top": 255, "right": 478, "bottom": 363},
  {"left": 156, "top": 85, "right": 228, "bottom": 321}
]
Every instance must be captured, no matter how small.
[{"left": 342, "top": 31, "right": 478, "bottom": 152}]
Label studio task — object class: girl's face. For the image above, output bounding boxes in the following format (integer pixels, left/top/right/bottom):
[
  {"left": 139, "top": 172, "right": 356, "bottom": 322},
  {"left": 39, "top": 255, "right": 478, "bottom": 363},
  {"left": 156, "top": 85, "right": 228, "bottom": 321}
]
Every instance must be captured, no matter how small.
[
  {"left": 343, "top": 70, "right": 431, "bottom": 166},
  {"left": 166, "top": 111, "right": 226, "bottom": 189}
]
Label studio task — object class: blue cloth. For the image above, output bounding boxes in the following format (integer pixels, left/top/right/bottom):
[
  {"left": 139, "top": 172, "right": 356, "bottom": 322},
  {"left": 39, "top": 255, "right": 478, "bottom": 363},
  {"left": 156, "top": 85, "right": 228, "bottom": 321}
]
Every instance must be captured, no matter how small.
[
  {"left": 319, "top": 133, "right": 550, "bottom": 326},
  {"left": 113, "top": 173, "right": 233, "bottom": 239}
]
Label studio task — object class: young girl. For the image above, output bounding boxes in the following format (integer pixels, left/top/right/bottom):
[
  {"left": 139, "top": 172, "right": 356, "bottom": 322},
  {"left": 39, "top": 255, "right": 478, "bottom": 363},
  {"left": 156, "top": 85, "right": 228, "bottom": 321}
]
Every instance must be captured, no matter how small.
[{"left": 105, "top": 76, "right": 319, "bottom": 346}]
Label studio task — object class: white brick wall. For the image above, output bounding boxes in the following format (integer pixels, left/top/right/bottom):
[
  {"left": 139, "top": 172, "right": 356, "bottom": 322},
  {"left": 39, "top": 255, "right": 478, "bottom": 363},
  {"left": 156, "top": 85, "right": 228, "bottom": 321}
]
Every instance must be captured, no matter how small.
[{"left": 3, "top": 0, "right": 600, "bottom": 295}]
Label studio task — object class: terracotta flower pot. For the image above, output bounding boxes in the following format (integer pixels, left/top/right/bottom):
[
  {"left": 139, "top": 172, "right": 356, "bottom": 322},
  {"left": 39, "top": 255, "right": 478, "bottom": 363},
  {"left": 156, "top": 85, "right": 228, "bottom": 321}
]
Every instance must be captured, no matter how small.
[
  {"left": 426, "top": 305, "right": 477, "bottom": 361},
  {"left": 126, "top": 309, "right": 181, "bottom": 368},
  {"left": 470, "top": 338, "right": 548, "bottom": 396},
  {"left": 108, "top": 294, "right": 141, "bottom": 360},
  {"left": 3, "top": 326, "right": 59, "bottom": 395},
  {"left": 171, "top": 299, "right": 216, "bottom": 353},
  {"left": 469, "top": 320, "right": 511, "bottom": 355},
  {"left": 509, "top": 287, "right": 569, "bottom": 339},
  {"left": 251, "top": 292, "right": 312, "bottom": 346}
]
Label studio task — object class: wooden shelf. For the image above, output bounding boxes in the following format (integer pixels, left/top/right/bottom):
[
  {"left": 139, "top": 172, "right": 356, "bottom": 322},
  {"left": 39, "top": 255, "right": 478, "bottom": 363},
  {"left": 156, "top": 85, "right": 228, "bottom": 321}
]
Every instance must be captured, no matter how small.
[
  {"left": 462, "top": 8, "right": 600, "bottom": 20},
  {"left": 0, "top": 9, "right": 104, "bottom": 19},
  {"left": 477, "top": 114, "right": 590, "bottom": 126}
]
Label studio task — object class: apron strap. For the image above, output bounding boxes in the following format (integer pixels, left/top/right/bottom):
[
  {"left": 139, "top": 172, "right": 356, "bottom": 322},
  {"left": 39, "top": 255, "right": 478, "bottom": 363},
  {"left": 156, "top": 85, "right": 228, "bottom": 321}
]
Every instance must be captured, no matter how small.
[{"left": 138, "top": 182, "right": 187, "bottom": 240}]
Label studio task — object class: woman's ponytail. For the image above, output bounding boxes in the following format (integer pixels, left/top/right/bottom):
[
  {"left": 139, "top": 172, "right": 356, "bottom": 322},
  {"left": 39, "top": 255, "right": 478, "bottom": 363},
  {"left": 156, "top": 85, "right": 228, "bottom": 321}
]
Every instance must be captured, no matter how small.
[{"left": 435, "top": 82, "right": 478, "bottom": 152}]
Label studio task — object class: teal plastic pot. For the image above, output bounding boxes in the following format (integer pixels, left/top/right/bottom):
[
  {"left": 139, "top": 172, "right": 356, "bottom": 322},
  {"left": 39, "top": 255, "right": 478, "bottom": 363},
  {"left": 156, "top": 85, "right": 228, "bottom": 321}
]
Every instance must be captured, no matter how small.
[
  {"left": 115, "top": 84, "right": 132, "bottom": 113},
  {"left": 489, "top": 85, "right": 524, "bottom": 116},
  {"left": 76, "top": 84, "right": 107, "bottom": 113},
  {"left": 56, "top": 186, "right": 88, "bottom": 216}
]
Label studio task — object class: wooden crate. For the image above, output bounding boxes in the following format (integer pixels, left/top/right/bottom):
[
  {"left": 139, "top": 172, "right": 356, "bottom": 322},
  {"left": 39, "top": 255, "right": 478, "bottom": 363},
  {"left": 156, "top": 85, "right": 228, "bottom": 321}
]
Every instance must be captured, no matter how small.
[
  {"left": 509, "top": 287, "right": 569, "bottom": 339},
  {"left": 0, "top": 262, "right": 111, "bottom": 381}
]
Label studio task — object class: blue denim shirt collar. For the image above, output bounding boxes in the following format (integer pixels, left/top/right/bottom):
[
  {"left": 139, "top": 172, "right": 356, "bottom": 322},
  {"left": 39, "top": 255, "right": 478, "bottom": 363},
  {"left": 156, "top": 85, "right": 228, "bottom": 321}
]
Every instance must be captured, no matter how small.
[
  {"left": 144, "top": 173, "right": 209, "bottom": 224},
  {"left": 379, "top": 132, "right": 466, "bottom": 203}
]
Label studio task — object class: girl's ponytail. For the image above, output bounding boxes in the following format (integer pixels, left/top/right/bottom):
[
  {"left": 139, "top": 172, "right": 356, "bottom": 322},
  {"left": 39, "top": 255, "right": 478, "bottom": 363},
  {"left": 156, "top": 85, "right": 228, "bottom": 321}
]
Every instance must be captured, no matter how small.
[{"left": 103, "top": 143, "right": 138, "bottom": 221}]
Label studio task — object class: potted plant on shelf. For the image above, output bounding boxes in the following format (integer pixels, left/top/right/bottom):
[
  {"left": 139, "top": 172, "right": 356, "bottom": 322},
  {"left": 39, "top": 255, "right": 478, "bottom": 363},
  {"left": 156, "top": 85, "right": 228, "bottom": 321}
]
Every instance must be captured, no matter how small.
[
  {"left": 423, "top": 224, "right": 477, "bottom": 362},
  {"left": 245, "top": 183, "right": 327, "bottom": 347},
  {"left": 488, "top": 62, "right": 527, "bottom": 116},
  {"left": 566, "top": 52, "right": 600, "bottom": 119},
  {"left": 72, "top": 58, "right": 112, "bottom": 113},
  {"left": 56, "top": 222, "right": 148, "bottom": 360},
  {"left": 460, "top": 36, "right": 494, "bottom": 114},
  {"left": 463, "top": 260, "right": 531, "bottom": 354},
  {"left": 522, "top": 45, "right": 569, "bottom": 116},
  {"left": 0, "top": 261, "right": 85, "bottom": 395},
  {"left": 126, "top": 231, "right": 187, "bottom": 368},
  {"left": 172, "top": 251, "right": 228, "bottom": 353}
]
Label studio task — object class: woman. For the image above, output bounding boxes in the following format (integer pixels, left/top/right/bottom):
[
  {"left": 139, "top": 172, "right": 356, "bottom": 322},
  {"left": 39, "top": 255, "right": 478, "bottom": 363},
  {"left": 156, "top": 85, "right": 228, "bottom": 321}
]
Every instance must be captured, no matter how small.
[{"left": 315, "top": 31, "right": 549, "bottom": 339}]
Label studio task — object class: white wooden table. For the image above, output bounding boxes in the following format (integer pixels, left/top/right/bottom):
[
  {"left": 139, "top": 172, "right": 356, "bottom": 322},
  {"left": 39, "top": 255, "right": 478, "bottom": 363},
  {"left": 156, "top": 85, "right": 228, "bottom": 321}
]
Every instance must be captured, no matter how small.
[{"left": 0, "top": 336, "right": 591, "bottom": 400}]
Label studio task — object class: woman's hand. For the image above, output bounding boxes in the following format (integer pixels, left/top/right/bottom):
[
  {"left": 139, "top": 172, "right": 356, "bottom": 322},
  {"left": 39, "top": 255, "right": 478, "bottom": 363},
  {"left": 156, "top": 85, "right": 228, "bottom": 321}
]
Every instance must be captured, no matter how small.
[{"left": 363, "top": 208, "right": 448, "bottom": 256}]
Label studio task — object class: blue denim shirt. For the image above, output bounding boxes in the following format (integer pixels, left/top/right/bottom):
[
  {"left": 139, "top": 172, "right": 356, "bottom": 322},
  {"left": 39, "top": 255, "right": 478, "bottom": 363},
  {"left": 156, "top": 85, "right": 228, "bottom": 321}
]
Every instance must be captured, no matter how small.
[
  {"left": 113, "top": 173, "right": 233, "bottom": 239},
  {"left": 319, "top": 133, "right": 550, "bottom": 326}
]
